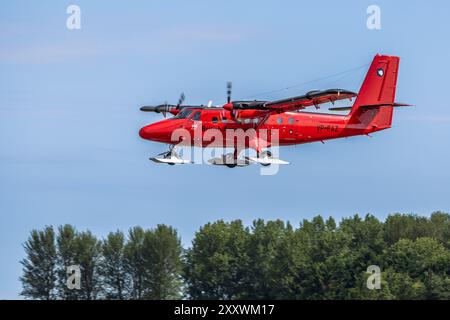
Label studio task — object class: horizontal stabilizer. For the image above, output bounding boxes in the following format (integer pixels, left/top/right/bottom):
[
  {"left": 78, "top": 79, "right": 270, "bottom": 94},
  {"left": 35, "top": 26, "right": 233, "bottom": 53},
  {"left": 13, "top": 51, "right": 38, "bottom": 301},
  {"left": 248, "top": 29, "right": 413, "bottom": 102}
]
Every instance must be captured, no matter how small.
[
  {"left": 328, "top": 106, "right": 352, "bottom": 112},
  {"left": 330, "top": 102, "right": 412, "bottom": 112},
  {"left": 360, "top": 102, "right": 413, "bottom": 108}
]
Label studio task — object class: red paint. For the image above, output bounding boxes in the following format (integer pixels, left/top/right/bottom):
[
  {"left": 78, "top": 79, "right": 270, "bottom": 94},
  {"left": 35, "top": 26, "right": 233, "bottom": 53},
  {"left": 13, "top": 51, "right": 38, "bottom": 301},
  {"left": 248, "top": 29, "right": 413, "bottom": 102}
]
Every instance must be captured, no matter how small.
[{"left": 139, "top": 55, "right": 403, "bottom": 153}]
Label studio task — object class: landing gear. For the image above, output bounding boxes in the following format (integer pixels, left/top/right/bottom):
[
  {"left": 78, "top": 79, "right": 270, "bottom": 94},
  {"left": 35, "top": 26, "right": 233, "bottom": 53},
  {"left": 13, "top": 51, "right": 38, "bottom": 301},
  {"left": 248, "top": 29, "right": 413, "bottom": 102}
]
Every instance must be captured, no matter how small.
[
  {"left": 149, "top": 145, "right": 191, "bottom": 165},
  {"left": 149, "top": 146, "right": 289, "bottom": 167},
  {"left": 226, "top": 148, "right": 239, "bottom": 168},
  {"left": 246, "top": 149, "right": 290, "bottom": 166},
  {"left": 223, "top": 152, "right": 238, "bottom": 168},
  {"left": 163, "top": 145, "right": 178, "bottom": 165},
  {"left": 258, "top": 150, "right": 272, "bottom": 167},
  {"left": 208, "top": 148, "right": 250, "bottom": 168}
]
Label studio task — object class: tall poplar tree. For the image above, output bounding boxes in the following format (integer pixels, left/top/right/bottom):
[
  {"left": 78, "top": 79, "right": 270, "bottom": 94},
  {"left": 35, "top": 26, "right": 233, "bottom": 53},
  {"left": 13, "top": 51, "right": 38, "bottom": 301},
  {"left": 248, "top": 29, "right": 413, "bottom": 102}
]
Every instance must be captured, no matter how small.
[{"left": 20, "top": 226, "right": 57, "bottom": 300}]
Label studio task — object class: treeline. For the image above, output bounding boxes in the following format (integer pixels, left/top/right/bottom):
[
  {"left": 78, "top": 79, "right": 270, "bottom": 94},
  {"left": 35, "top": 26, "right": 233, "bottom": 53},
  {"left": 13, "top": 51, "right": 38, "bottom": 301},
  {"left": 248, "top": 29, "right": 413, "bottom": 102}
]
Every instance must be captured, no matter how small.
[{"left": 20, "top": 212, "right": 450, "bottom": 300}]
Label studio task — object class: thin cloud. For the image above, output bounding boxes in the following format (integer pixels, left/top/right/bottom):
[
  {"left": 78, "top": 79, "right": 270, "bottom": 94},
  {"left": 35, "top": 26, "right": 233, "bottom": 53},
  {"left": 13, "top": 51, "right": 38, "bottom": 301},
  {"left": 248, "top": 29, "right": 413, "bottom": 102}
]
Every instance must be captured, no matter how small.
[
  {"left": 156, "top": 26, "right": 246, "bottom": 43},
  {"left": 0, "top": 25, "right": 254, "bottom": 64},
  {"left": 0, "top": 43, "right": 106, "bottom": 64},
  {"left": 402, "top": 115, "right": 450, "bottom": 123}
]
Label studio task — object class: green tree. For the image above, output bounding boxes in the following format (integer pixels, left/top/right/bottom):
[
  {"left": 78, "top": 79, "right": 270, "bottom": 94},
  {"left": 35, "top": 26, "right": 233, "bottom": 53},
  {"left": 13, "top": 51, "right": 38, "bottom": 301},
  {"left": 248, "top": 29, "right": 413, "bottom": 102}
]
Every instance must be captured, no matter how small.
[
  {"left": 348, "top": 271, "right": 426, "bottom": 300},
  {"left": 184, "top": 220, "right": 249, "bottom": 299},
  {"left": 124, "top": 226, "right": 146, "bottom": 299},
  {"left": 243, "top": 219, "right": 296, "bottom": 299},
  {"left": 383, "top": 271, "right": 425, "bottom": 299},
  {"left": 340, "top": 214, "right": 385, "bottom": 264},
  {"left": 142, "top": 225, "right": 183, "bottom": 299},
  {"left": 383, "top": 237, "right": 450, "bottom": 299},
  {"left": 294, "top": 216, "right": 354, "bottom": 299},
  {"left": 20, "top": 226, "right": 57, "bottom": 300},
  {"left": 384, "top": 214, "right": 432, "bottom": 245},
  {"left": 20, "top": 212, "right": 450, "bottom": 300},
  {"left": 73, "top": 231, "right": 102, "bottom": 300},
  {"left": 429, "top": 211, "right": 450, "bottom": 247},
  {"left": 422, "top": 272, "right": 450, "bottom": 299},
  {"left": 56, "top": 224, "right": 79, "bottom": 299},
  {"left": 338, "top": 214, "right": 386, "bottom": 297},
  {"left": 99, "top": 231, "right": 128, "bottom": 299}
]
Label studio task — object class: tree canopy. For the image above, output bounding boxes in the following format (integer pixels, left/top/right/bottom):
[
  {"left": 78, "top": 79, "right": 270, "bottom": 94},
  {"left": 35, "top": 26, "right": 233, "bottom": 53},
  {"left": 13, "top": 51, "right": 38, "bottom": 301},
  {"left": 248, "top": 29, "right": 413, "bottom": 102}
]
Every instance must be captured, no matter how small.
[{"left": 20, "top": 212, "right": 450, "bottom": 299}]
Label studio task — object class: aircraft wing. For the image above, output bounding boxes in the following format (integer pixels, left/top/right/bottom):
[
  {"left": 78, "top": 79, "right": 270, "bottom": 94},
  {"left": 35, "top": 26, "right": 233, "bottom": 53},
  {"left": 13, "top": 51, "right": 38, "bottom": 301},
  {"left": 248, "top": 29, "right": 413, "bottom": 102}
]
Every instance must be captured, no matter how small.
[{"left": 263, "top": 89, "right": 357, "bottom": 112}]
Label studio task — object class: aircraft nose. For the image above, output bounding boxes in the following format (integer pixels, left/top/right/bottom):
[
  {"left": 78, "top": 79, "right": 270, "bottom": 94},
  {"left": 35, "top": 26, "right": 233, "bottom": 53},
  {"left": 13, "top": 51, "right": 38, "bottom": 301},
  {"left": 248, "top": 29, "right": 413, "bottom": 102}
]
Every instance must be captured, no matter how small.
[
  {"left": 139, "top": 123, "right": 166, "bottom": 141},
  {"left": 139, "top": 124, "right": 155, "bottom": 140},
  {"left": 139, "top": 125, "right": 153, "bottom": 140},
  {"left": 139, "top": 120, "right": 184, "bottom": 142}
]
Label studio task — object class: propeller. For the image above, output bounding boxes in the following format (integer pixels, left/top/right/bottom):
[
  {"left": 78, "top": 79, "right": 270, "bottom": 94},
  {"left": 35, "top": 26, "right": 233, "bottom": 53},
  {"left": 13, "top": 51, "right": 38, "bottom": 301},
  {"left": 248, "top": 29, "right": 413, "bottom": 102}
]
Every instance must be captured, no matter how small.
[
  {"left": 140, "top": 93, "right": 186, "bottom": 118},
  {"left": 140, "top": 102, "right": 172, "bottom": 117},
  {"left": 177, "top": 92, "right": 185, "bottom": 107},
  {"left": 227, "top": 81, "right": 232, "bottom": 103}
]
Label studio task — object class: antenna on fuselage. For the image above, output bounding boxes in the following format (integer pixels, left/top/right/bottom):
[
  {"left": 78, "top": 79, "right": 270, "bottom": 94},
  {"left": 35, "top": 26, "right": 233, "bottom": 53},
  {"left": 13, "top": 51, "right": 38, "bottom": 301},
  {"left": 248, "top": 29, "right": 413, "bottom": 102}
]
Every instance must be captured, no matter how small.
[{"left": 227, "top": 82, "right": 232, "bottom": 103}]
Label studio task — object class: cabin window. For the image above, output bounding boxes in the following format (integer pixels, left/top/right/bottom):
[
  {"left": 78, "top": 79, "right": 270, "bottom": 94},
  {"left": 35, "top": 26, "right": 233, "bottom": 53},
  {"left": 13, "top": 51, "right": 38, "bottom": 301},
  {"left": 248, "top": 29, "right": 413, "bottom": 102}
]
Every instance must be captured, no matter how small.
[
  {"left": 174, "top": 109, "right": 193, "bottom": 119},
  {"left": 191, "top": 111, "right": 201, "bottom": 121},
  {"left": 212, "top": 117, "right": 218, "bottom": 124},
  {"left": 244, "top": 118, "right": 251, "bottom": 124},
  {"left": 222, "top": 117, "right": 228, "bottom": 123},
  {"left": 288, "top": 117, "right": 295, "bottom": 124},
  {"left": 277, "top": 117, "right": 283, "bottom": 124}
]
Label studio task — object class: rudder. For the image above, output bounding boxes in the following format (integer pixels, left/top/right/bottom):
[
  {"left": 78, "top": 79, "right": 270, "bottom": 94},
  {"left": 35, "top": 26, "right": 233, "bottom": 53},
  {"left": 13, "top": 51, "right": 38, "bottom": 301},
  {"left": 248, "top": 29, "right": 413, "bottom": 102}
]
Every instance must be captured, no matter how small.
[{"left": 348, "top": 54, "right": 400, "bottom": 130}]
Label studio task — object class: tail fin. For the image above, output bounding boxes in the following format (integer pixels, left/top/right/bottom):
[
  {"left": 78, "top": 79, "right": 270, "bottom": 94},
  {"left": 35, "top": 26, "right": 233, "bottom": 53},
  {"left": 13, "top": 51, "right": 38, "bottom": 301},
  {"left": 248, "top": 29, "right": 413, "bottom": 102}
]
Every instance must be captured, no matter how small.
[{"left": 348, "top": 54, "right": 400, "bottom": 130}]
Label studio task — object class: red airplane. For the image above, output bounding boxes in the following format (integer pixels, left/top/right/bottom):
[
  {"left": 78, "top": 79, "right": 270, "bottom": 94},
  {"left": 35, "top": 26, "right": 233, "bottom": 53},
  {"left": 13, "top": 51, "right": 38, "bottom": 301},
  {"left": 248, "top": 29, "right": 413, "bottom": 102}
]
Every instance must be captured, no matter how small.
[{"left": 139, "top": 54, "right": 409, "bottom": 167}]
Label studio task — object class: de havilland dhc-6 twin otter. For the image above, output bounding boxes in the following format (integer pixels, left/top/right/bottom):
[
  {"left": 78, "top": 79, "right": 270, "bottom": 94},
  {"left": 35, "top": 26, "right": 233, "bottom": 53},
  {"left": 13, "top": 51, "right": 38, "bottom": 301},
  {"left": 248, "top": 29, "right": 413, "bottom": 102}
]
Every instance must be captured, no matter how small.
[{"left": 139, "top": 54, "right": 410, "bottom": 167}]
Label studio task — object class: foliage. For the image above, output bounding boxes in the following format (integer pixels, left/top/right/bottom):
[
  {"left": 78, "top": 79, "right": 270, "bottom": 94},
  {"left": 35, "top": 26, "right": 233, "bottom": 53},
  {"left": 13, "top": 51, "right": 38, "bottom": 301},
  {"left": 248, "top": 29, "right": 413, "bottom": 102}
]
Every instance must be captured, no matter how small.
[
  {"left": 124, "top": 226, "right": 146, "bottom": 299},
  {"left": 20, "top": 226, "right": 57, "bottom": 300},
  {"left": 99, "top": 231, "right": 128, "bottom": 299},
  {"left": 184, "top": 220, "right": 249, "bottom": 299},
  {"left": 20, "top": 212, "right": 450, "bottom": 299},
  {"left": 142, "top": 225, "right": 183, "bottom": 299}
]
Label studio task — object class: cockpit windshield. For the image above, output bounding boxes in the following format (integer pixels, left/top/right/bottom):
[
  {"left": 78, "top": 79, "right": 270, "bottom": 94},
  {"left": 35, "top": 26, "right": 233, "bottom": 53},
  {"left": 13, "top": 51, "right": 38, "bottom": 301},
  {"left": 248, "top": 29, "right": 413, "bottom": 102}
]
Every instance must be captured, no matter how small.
[{"left": 173, "top": 108, "right": 193, "bottom": 119}]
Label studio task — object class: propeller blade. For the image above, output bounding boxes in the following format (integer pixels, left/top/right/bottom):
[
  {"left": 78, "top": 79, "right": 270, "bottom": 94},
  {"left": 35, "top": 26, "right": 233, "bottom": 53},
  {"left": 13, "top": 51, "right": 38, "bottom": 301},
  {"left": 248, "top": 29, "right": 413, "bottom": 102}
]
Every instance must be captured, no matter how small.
[
  {"left": 140, "top": 92, "right": 186, "bottom": 117},
  {"left": 162, "top": 102, "right": 168, "bottom": 118},
  {"left": 177, "top": 92, "right": 185, "bottom": 107},
  {"left": 227, "top": 81, "right": 232, "bottom": 103}
]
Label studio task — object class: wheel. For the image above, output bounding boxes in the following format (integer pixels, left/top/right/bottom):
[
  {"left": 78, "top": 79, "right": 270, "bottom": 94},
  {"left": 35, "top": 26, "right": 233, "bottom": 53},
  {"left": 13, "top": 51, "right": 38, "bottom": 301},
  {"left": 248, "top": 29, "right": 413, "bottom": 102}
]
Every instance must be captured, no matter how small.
[
  {"left": 259, "top": 151, "right": 272, "bottom": 166},
  {"left": 226, "top": 164, "right": 237, "bottom": 168},
  {"left": 260, "top": 151, "right": 272, "bottom": 158}
]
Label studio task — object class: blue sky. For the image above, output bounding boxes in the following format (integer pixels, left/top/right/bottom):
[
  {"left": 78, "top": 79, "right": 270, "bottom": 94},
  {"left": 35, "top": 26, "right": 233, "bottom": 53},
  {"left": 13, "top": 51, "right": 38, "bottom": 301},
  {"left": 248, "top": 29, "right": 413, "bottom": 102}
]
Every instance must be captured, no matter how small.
[{"left": 1, "top": 0, "right": 450, "bottom": 298}]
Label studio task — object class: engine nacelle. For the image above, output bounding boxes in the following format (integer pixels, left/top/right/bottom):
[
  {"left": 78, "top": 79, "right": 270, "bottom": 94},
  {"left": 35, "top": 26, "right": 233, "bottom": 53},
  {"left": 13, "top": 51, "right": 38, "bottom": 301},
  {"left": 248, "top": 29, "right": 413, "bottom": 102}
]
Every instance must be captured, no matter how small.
[
  {"left": 234, "top": 109, "right": 270, "bottom": 119},
  {"left": 222, "top": 102, "right": 270, "bottom": 120}
]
